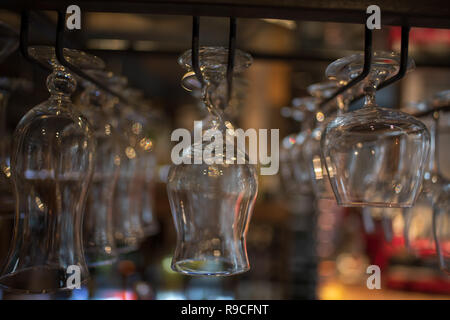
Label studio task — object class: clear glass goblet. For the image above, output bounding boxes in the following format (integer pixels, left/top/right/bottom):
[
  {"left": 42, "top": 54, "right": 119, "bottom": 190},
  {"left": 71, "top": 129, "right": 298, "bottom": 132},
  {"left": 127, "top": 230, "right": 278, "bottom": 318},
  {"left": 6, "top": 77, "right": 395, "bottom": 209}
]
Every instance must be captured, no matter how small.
[
  {"left": 167, "top": 47, "right": 258, "bottom": 276},
  {"left": 301, "top": 81, "right": 343, "bottom": 200},
  {"left": 0, "top": 22, "right": 21, "bottom": 220},
  {"left": 279, "top": 133, "right": 301, "bottom": 196},
  {"left": 289, "top": 97, "right": 316, "bottom": 196},
  {"left": 0, "top": 46, "right": 102, "bottom": 293},
  {"left": 428, "top": 91, "right": 450, "bottom": 274},
  {"left": 108, "top": 79, "right": 147, "bottom": 253},
  {"left": 403, "top": 112, "right": 438, "bottom": 256},
  {"left": 403, "top": 93, "right": 449, "bottom": 265},
  {"left": 322, "top": 51, "right": 430, "bottom": 208},
  {"left": 433, "top": 183, "right": 449, "bottom": 274},
  {"left": 278, "top": 97, "right": 316, "bottom": 197},
  {"left": 120, "top": 88, "right": 159, "bottom": 238},
  {"left": 0, "top": 77, "right": 33, "bottom": 269},
  {"left": 78, "top": 70, "right": 120, "bottom": 267},
  {"left": 0, "top": 78, "right": 33, "bottom": 215}
]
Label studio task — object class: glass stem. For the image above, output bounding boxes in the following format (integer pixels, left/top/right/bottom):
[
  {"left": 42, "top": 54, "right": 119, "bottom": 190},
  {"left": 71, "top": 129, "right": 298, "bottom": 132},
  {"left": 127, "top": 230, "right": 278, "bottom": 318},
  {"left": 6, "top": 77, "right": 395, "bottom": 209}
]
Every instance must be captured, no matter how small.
[
  {"left": 363, "top": 80, "right": 377, "bottom": 107},
  {"left": 47, "top": 66, "right": 76, "bottom": 104},
  {"left": 202, "top": 82, "right": 223, "bottom": 123}
]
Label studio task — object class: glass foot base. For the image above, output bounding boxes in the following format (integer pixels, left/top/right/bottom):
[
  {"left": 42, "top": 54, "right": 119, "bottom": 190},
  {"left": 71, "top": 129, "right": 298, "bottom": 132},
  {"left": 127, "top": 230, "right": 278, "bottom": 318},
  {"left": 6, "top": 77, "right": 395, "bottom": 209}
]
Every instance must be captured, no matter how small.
[{"left": 172, "top": 258, "right": 249, "bottom": 276}]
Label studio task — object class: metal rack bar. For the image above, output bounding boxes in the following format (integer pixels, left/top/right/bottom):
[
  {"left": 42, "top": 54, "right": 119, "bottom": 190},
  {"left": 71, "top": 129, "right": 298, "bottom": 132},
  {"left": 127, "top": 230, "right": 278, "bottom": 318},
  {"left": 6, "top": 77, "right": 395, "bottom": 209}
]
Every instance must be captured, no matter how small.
[
  {"left": 3, "top": 0, "right": 450, "bottom": 29},
  {"left": 15, "top": 7, "right": 450, "bottom": 112},
  {"left": 319, "top": 26, "right": 372, "bottom": 108}
]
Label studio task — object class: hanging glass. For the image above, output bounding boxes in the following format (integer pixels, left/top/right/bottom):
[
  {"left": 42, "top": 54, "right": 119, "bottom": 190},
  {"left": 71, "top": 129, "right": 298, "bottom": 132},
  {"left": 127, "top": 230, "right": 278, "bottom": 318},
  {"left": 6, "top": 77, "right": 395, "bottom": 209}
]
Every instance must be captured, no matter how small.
[
  {"left": 0, "top": 46, "right": 102, "bottom": 293},
  {"left": 321, "top": 51, "right": 430, "bottom": 208},
  {"left": 78, "top": 70, "right": 120, "bottom": 267},
  {"left": 0, "top": 77, "right": 33, "bottom": 267},
  {"left": 111, "top": 83, "right": 146, "bottom": 253},
  {"left": 167, "top": 47, "right": 258, "bottom": 275},
  {"left": 121, "top": 90, "right": 159, "bottom": 238},
  {"left": 302, "top": 81, "right": 342, "bottom": 200}
]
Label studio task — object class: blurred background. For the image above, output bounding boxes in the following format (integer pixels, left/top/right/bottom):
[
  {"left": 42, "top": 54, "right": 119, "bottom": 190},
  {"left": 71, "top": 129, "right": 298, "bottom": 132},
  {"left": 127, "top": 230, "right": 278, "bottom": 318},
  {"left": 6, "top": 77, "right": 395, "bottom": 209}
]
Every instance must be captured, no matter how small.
[{"left": 0, "top": 6, "right": 449, "bottom": 300}]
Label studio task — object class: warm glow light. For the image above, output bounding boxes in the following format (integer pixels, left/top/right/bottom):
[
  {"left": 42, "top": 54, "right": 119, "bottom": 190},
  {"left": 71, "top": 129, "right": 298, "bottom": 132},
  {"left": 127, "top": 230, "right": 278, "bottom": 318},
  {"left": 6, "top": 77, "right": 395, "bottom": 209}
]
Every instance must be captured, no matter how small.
[
  {"left": 35, "top": 197, "right": 45, "bottom": 211},
  {"left": 105, "top": 124, "right": 111, "bottom": 136},
  {"left": 316, "top": 112, "right": 325, "bottom": 122},
  {"left": 319, "top": 282, "right": 345, "bottom": 300},
  {"left": 132, "top": 122, "right": 143, "bottom": 135},
  {"left": 114, "top": 155, "right": 121, "bottom": 166},
  {"left": 139, "top": 137, "right": 153, "bottom": 151},
  {"left": 2, "top": 165, "right": 11, "bottom": 178},
  {"left": 313, "top": 156, "right": 323, "bottom": 180},
  {"left": 125, "top": 146, "right": 136, "bottom": 159},
  {"left": 86, "top": 39, "right": 130, "bottom": 50}
]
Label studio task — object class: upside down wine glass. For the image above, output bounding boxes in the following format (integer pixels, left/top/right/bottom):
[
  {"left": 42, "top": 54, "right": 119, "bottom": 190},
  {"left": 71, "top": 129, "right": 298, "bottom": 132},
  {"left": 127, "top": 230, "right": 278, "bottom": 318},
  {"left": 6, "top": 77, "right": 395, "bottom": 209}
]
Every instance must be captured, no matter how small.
[
  {"left": 0, "top": 46, "right": 102, "bottom": 293},
  {"left": 167, "top": 47, "right": 258, "bottom": 276},
  {"left": 0, "top": 22, "right": 21, "bottom": 269},
  {"left": 403, "top": 104, "right": 439, "bottom": 257},
  {"left": 120, "top": 89, "right": 159, "bottom": 238},
  {"left": 78, "top": 70, "right": 121, "bottom": 267},
  {"left": 321, "top": 51, "right": 430, "bottom": 208},
  {"left": 279, "top": 97, "right": 316, "bottom": 197},
  {"left": 0, "top": 78, "right": 33, "bottom": 216},
  {"left": 0, "top": 77, "right": 33, "bottom": 270},
  {"left": 303, "top": 81, "right": 343, "bottom": 200},
  {"left": 111, "top": 82, "right": 146, "bottom": 253},
  {"left": 289, "top": 97, "right": 316, "bottom": 196},
  {"left": 303, "top": 80, "right": 364, "bottom": 200},
  {"left": 430, "top": 90, "right": 450, "bottom": 274}
]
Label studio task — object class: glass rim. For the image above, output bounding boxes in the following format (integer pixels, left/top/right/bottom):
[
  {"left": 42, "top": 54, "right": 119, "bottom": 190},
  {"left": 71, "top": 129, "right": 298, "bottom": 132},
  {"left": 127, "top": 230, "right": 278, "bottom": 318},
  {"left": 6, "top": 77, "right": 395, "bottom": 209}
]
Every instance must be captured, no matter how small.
[{"left": 28, "top": 45, "right": 105, "bottom": 71}]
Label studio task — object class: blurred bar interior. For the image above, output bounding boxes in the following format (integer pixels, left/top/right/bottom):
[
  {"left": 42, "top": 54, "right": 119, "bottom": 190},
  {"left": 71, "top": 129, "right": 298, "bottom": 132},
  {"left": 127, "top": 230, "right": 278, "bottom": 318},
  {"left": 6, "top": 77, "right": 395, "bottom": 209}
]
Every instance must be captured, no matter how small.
[{"left": 0, "top": 0, "right": 449, "bottom": 300}]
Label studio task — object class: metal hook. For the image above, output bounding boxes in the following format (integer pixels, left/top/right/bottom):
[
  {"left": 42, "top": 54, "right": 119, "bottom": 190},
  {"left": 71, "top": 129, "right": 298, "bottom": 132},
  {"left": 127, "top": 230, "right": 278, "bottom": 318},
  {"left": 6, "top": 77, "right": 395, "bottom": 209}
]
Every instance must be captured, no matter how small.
[
  {"left": 319, "top": 26, "right": 373, "bottom": 108},
  {"left": 226, "top": 17, "right": 237, "bottom": 105},
  {"left": 191, "top": 16, "right": 237, "bottom": 106},
  {"left": 55, "top": 10, "right": 134, "bottom": 106},
  {"left": 20, "top": 10, "right": 51, "bottom": 72},
  {"left": 191, "top": 16, "right": 204, "bottom": 86},
  {"left": 20, "top": 10, "right": 135, "bottom": 106},
  {"left": 345, "top": 26, "right": 411, "bottom": 106},
  {"left": 378, "top": 26, "right": 410, "bottom": 90}
]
